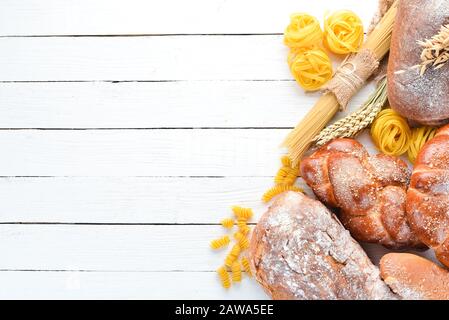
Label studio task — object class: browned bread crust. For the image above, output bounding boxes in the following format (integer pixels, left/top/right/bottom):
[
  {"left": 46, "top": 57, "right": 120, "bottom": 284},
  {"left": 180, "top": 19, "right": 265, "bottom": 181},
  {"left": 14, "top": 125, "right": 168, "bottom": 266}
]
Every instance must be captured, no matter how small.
[
  {"left": 387, "top": 0, "right": 449, "bottom": 126},
  {"left": 407, "top": 124, "right": 449, "bottom": 267},
  {"left": 300, "top": 138, "right": 422, "bottom": 248},
  {"left": 249, "top": 191, "right": 397, "bottom": 300},
  {"left": 380, "top": 253, "right": 449, "bottom": 299}
]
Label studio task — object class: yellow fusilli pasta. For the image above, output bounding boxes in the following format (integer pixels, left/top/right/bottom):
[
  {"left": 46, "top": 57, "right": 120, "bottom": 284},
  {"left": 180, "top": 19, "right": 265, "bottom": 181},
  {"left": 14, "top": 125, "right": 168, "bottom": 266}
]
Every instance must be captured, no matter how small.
[
  {"left": 284, "top": 13, "right": 323, "bottom": 49},
  {"left": 323, "top": 10, "right": 364, "bottom": 54},
  {"left": 281, "top": 155, "right": 292, "bottom": 167},
  {"left": 231, "top": 261, "right": 242, "bottom": 282},
  {"left": 237, "top": 220, "right": 251, "bottom": 235},
  {"left": 217, "top": 266, "right": 231, "bottom": 289},
  {"left": 370, "top": 108, "right": 412, "bottom": 156},
  {"left": 241, "top": 257, "right": 252, "bottom": 277},
  {"left": 274, "top": 155, "right": 300, "bottom": 186},
  {"left": 231, "top": 206, "right": 253, "bottom": 221},
  {"left": 230, "top": 243, "right": 241, "bottom": 257},
  {"left": 262, "top": 185, "right": 303, "bottom": 203},
  {"left": 220, "top": 218, "right": 234, "bottom": 229},
  {"left": 234, "top": 232, "right": 249, "bottom": 250},
  {"left": 210, "top": 235, "right": 230, "bottom": 250},
  {"left": 407, "top": 126, "right": 437, "bottom": 163},
  {"left": 224, "top": 244, "right": 241, "bottom": 268},
  {"left": 288, "top": 47, "right": 333, "bottom": 91}
]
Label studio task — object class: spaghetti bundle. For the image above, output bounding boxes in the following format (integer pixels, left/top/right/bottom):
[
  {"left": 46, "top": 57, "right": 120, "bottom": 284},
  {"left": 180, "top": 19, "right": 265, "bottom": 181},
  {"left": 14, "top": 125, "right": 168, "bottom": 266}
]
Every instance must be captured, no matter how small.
[
  {"left": 370, "top": 109, "right": 411, "bottom": 156},
  {"left": 284, "top": 13, "right": 323, "bottom": 48},
  {"left": 324, "top": 10, "right": 364, "bottom": 54},
  {"left": 288, "top": 47, "right": 333, "bottom": 91}
]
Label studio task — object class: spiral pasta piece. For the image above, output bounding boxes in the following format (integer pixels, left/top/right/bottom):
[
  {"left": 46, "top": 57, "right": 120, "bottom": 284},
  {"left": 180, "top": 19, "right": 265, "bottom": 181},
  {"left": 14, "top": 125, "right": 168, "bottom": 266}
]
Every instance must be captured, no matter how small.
[
  {"left": 231, "top": 261, "right": 242, "bottom": 282},
  {"left": 220, "top": 218, "right": 234, "bottom": 229},
  {"left": 262, "top": 185, "right": 303, "bottom": 203},
  {"left": 234, "top": 232, "right": 249, "bottom": 250},
  {"left": 217, "top": 266, "right": 231, "bottom": 289},
  {"left": 288, "top": 48, "right": 333, "bottom": 91},
  {"left": 230, "top": 243, "right": 241, "bottom": 257},
  {"left": 370, "top": 109, "right": 412, "bottom": 157},
  {"left": 241, "top": 257, "right": 252, "bottom": 277},
  {"left": 237, "top": 220, "right": 250, "bottom": 235},
  {"left": 231, "top": 206, "right": 253, "bottom": 221},
  {"left": 274, "top": 155, "right": 300, "bottom": 186},
  {"left": 210, "top": 235, "right": 230, "bottom": 250},
  {"left": 284, "top": 13, "right": 323, "bottom": 49},
  {"left": 281, "top": 155, "right": 292, "bottom": 167},
  {"left": 407, "top": 126, "right": 437, "bottom": 163},
  {"left": 323, "top": 10, "right": 364, "bottom": 54},
  {"left": 224, "top": 254, "right": 236, "bottom": 268}
]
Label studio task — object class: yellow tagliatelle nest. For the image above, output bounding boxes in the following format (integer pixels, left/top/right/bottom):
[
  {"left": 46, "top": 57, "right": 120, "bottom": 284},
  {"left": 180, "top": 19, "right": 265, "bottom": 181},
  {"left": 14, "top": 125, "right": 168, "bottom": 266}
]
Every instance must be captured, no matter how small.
[
  {"left": 284, "top": 13, "right": 323, "bottom": 49},
  {"left": 407, "top": 126, "right": 437, "bottom": 163},
  {"left": 370, "top": 109, "right": 412, "bottom": 157},
  {"left": 288, "top": 48, "right": 333, "bottom": 91},
  {"left": 324, "top": 10, "right": 364, "bottom": 54}
]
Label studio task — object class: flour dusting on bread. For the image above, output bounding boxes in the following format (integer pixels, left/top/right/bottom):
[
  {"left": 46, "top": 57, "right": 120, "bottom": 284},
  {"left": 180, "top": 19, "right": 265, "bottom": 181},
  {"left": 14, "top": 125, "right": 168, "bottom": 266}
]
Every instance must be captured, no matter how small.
[{"left": 249, "top": 192, "right": 397, "bottom": 300}]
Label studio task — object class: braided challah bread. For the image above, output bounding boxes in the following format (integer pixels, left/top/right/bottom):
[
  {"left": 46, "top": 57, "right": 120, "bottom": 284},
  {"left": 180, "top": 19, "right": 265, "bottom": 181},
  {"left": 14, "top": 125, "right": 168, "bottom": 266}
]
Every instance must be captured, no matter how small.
[
  {"left": 300, "top": 138, "right": 422, "bottom": 248},
  {"left": 407, "top": 124, "right": 449, "bottom": 267}
]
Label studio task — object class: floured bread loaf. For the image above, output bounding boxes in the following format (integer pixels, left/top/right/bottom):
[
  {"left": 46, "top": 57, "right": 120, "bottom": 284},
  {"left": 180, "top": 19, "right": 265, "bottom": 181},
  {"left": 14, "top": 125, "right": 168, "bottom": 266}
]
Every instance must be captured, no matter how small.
[
  {"left": 380, "top": 253, "right": 449, "bottom": 299},
  {"left": 387, "top": 0, "right": 449, "bottom": 126},
  {"left": 249, "top": 191, "right": 397, "bottom": 300}
]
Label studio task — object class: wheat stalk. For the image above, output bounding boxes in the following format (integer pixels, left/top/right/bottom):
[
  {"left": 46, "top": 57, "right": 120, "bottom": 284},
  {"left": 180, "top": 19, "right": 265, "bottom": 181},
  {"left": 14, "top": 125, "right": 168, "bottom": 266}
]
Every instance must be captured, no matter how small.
[
  {"left": 418, "top": 24, "right": 449, "bottom": 75},
  {"left": 312, "top": 77, "right": 388, "bottom": 147}
]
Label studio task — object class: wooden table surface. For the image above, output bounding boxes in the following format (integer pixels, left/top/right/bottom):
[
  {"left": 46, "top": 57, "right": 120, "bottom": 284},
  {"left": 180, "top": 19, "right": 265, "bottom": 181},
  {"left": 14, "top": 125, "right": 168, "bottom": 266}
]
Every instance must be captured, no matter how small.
[{"left": 1, "top": 0, "right": 430, "bottom": 299}]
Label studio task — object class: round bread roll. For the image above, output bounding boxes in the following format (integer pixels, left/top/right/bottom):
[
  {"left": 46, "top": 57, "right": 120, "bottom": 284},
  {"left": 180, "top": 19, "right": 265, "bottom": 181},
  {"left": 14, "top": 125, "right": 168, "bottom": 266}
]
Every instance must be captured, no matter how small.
[
  {"left": 407, "top": 124, "right": 449, "bottom": 267},
  {"left": 249, "top": 191, "right": 397, "bottom": 300},
  {"left": 380, "top": 253, "right": 449, "bottom": 300}
]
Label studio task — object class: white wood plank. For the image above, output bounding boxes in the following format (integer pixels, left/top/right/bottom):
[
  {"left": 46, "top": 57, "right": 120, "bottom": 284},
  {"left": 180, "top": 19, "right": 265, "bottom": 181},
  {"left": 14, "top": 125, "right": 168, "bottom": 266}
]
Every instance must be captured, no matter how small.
[
  {"left": 0, "top": 129, "right": 288, "bottom": 176},
  {"left": 0, "top": 224, "right": 435, "bottom": 272},
  {"left": 0, "top": 36, "right": 291, "bottom": 81},
  {"left": 0, "top": 225, "right": 251, "bottom": 271},
  {"left": 0, "top": 177, "right": 307, "bottom": 223},
  {"left": 0, "top": 221, "right": 436, "bottom": 286},
  {"left": 0, "top": 271, "right": 269, "bottom": 300},
  {"left": 0, "top": 0, "right": 377, "bottom": 36},
  {"left": 0, "top": 127, "right": 385, "bottom": 177},
  {"left": 0, "top": 81, "right": 374, "bottom": 128}
]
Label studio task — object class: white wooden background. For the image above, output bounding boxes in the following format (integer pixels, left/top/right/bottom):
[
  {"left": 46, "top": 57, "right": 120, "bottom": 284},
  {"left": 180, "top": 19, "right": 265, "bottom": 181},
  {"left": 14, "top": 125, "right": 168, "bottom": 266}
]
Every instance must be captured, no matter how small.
[{"left": 1, "top": 0, "right": 433, "bottom": 299}]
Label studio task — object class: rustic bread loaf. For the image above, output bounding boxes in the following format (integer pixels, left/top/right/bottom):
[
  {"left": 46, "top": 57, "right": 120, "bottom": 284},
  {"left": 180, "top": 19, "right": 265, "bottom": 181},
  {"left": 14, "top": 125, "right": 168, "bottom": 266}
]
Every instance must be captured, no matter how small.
[
  {"left": 380, "top": 253, "right": 449, "bottom": 299},
  {"left": 387, "top": 0, "right": 449, "bottom": 126},
  {"left": 300, "top": 138, "right": 422, "bottom": 248},
  {"left": 249, "top": 191, "right": 397, "bottom": 300},
  {"left": 407, "top": 124, "right": 449, "bottom": 268}
]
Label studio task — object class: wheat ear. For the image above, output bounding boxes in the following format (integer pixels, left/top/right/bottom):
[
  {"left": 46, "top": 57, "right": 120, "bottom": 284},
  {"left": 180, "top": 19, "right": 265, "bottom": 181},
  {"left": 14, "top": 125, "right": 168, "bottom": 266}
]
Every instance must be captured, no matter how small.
[
  {"left": 312, "top": 77, "right": 388, "bottom": 147},
  {"left": 418, "top": 24, "right": 449, "bottom": 75}
]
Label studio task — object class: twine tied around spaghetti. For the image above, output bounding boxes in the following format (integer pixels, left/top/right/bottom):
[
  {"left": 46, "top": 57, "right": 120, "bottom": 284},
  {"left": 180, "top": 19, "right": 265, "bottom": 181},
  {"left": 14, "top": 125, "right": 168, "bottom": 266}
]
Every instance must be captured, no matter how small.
[{"left": 324, "top": 48, "right": 379, "bottom": 110}]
